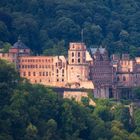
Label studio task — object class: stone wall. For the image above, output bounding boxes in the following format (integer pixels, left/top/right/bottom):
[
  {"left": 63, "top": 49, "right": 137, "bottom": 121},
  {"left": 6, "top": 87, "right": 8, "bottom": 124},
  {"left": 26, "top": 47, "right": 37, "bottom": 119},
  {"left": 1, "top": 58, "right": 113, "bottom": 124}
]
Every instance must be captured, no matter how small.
[{"left": 63, "top": 91, "right": 96, "bottom": 106}]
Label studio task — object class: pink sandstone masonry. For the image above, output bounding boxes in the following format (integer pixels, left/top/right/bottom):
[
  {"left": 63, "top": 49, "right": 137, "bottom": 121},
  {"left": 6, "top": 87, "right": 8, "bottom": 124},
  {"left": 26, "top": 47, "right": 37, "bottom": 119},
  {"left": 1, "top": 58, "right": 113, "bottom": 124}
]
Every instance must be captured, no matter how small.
[{"left": 1, "top": 39, "right": 140, "bottom": 99}]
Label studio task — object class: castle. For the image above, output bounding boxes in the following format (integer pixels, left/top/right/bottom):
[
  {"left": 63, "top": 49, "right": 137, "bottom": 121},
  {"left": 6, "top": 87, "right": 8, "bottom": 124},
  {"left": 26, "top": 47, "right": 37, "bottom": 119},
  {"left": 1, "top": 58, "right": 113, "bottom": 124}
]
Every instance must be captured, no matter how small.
[{"left": 1, "top": 39, "right": 140, "bottom": 99}]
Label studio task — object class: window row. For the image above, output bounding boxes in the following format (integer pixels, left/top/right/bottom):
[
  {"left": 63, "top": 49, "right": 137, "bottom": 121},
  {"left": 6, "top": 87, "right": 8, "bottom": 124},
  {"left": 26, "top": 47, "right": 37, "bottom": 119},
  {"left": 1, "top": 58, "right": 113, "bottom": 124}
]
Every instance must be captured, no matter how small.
[
  {"left": 33, "top": 78, "right": 64, "bottom": 83},
  {"left": 71, "top": 58, "right": 86, "bottom": 63},
  {"left": 56, "top": 63, "right": 65, "bottom": 67},
  {"left": 56, "top": 74, "right": 65, "bottom": 77},
  {"left": 34, "top": 79, "right": 50, "bottom": 83},
  {"left": 56, "top": 69, "right": 65, "bottom": 73},
  {"left": 22, "top": 71, "right": 52, "bottom": 77},
  {"left": 120, "top": 61, "right": 131, "bottom": 65},
  {"left": 71, "top": 52, "right": 86, "bottom": 57},
  {"left": 19, "top": 58, "right": 53, "bottom": 63},
  {"left": 19, "top": 65, "right": 53, "bottom": 69},
  {"left": 56, "top": 79, "right": 64, "bottom": 82}
]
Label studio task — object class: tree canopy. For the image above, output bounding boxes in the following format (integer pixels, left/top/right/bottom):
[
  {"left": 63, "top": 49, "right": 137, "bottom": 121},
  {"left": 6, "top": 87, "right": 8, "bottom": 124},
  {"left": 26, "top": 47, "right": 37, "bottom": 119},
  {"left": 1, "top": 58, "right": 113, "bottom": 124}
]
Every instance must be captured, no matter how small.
[
  {"left": 0, "top": 0, "right": 140, "bottom": 56},
  {"left": 0, "top": 59, "right": 140, "bottom": 140}
]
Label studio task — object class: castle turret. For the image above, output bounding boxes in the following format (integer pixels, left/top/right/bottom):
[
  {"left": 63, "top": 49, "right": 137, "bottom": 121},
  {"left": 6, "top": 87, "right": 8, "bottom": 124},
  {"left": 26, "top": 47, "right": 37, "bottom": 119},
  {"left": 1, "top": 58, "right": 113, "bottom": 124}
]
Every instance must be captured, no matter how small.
[
  {"left": 9, "top": 37, "right": 30, "bottom": 56},
  {"left": 8, "top": 37, "right": 31, "bottom": 69}
]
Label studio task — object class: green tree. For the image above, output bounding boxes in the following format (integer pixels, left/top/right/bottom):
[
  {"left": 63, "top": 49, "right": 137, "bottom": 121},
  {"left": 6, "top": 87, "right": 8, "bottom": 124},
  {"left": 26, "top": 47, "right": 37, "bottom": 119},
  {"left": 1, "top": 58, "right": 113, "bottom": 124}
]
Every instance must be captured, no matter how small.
[
  {"left": 132, "top": 87, "right": 140, "bottom": 99},
  {"left": 2, "top": 42, "right": 11, "bottom": 53},
  {"left": 25, "top": 123, "right": 38, "bottom": 140},
  {"left": 43, "top": 119, "right": 58, "bottom": 140},
  {"left": 0, "top": 21, "right": 9, "bottom": 42},
  {"left": 0, "top": 60, "right": 19, "bottom": 106}
]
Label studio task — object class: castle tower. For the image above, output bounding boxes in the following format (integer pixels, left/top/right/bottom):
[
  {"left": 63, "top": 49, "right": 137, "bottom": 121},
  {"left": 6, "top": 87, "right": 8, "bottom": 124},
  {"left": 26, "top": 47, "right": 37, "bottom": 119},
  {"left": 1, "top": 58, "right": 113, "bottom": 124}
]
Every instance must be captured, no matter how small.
[
  {"left": 90, "top": 47, "right": 113, "bottom": 98},
  {"left": 9, "top": 37, "right": 31, "bottom": 69},
  {"left": 9, "top": 37, "right": 30, "bottom": 56},
  {"left": 67, "top": 43, "right": 89, "bottom": 84},
  {"left": 68, "top": 42, "right": 86, "bottom": 64}
]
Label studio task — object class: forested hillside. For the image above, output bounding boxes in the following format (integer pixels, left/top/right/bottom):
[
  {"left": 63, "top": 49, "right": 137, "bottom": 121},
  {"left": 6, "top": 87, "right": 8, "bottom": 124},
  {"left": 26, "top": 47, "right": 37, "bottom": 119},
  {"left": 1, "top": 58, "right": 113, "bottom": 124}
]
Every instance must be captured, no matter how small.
[
  {"left": 1, "top": 59, "right": 140, "bottom": 140},
  {"left": 0, "top": 0, "right": 140, "bottom": 55}
]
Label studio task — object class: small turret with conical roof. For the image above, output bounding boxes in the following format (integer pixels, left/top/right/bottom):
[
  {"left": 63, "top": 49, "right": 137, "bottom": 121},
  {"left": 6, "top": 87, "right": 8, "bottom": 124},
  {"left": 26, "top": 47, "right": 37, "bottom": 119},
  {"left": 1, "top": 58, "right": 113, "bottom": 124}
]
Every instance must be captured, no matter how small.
[{"left": 9, "top": 36, "right": 30, "bottom": 56}]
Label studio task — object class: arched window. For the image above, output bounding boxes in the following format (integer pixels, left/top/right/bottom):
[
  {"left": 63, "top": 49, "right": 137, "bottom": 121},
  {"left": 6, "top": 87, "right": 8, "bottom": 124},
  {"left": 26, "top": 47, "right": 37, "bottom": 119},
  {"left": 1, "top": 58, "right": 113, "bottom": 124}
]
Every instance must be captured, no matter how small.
[
  {"left": 78, "top": 52, "right": 80, "bottom": 57},
  {"left": 78, "top": 58, "right": 80, "bottom": 63},
  {"left": 72, "top": 52, "right": 74, "bottom": 57}
]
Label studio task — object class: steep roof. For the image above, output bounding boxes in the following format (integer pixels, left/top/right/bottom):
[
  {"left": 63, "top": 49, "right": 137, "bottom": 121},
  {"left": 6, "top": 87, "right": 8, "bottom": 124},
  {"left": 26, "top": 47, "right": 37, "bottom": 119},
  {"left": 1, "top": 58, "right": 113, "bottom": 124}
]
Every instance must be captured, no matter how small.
[
  {"left": 90, "top": 47, "right": 106, "bottom": 55},
  {"left": 12, "top": 39, "right": 28, "bottom": 49}
]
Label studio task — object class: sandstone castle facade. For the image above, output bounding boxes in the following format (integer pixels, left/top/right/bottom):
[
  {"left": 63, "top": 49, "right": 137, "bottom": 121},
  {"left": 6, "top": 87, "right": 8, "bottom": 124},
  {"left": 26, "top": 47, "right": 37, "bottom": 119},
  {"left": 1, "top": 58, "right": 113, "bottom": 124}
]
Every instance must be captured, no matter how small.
[{"left": 1, "top": 39, "right": 140, "bottom": 99}]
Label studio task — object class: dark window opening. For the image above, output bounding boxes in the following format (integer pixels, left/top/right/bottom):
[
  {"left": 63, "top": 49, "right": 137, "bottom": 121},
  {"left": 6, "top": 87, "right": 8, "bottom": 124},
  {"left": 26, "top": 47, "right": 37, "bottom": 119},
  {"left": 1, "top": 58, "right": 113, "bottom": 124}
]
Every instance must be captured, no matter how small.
[{"left": 78, "top": 58, "right": 80, "bottom": 63}]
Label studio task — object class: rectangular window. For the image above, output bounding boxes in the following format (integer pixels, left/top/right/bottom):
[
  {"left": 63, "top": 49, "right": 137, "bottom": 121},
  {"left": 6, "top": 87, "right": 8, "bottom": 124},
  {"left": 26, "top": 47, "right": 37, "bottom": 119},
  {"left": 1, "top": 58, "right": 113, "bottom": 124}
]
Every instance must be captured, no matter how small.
[
  {"left": 23, "top": 72, "right": 26, "bottom": 76},
  {"left": 83, "top": 52, "right": 85, "bottom": 57},
  {"left": 39, "top": 72, "right": 41, "bottom": 76},
  {"left": 33, "top": 72, "right": 36, "bottom": 76},
  {"left": 46, "top": 72, "right": 48, "bottom": 76},
  {"left": 28, "top": 72, "right": 31, "bottom": 76},
  {"left": 62, "top": 69, "right": 64, "bottom": 73}
]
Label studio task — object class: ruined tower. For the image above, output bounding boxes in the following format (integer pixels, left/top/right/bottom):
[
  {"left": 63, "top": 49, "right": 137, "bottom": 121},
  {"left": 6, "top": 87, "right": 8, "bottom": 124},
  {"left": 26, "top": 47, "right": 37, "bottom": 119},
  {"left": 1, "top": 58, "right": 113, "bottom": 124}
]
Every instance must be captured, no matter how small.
[{"left": 67, "top": 42, "right": 89, "bottom": 85}]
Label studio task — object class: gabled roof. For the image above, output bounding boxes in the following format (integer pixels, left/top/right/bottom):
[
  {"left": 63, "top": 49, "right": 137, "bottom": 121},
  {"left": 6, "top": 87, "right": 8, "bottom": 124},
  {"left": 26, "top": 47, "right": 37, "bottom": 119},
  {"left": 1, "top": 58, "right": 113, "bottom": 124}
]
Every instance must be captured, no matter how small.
[{"left": 90, "top": 46, "right": 106, "bottom": 55}]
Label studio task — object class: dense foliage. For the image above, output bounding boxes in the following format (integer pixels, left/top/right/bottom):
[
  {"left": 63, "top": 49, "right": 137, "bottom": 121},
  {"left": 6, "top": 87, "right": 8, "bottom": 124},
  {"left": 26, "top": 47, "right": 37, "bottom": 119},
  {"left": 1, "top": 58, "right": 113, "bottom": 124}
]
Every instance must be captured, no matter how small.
[
  {"left": 0, "top": 0, "right": 140, "bottom": 56},
  {"left": 1, "top": 60, "right": 140, "bottom": 140}
]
